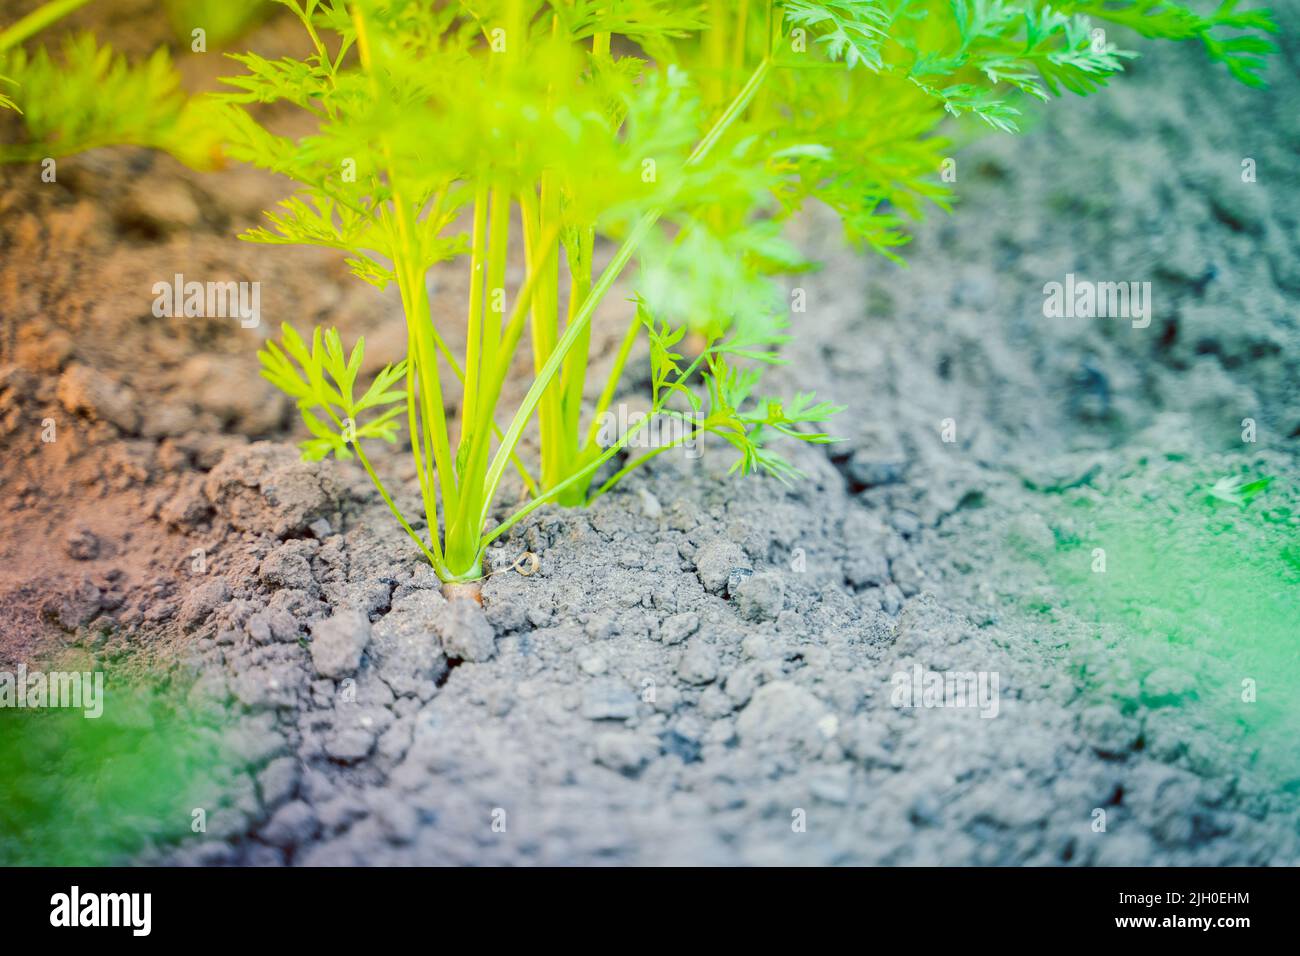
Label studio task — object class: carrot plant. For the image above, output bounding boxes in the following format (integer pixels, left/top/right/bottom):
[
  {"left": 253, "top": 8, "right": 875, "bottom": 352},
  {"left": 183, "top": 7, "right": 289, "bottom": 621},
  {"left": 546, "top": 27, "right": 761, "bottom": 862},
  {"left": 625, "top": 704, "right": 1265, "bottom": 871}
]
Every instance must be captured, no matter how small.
[
  {"left": 0, "top": 0, "right": 257, "bottom": 167},
  {"left": 224, "top": 0, "right": 1275, "bottom": 583}
]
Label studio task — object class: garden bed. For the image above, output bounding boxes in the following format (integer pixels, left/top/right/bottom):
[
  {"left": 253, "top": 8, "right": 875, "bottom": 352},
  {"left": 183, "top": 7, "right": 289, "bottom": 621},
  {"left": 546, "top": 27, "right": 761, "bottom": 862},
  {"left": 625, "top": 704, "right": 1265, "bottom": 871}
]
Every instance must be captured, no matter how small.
[{"left": 1, "top": 4, "right": 1297, "bottom": 865}]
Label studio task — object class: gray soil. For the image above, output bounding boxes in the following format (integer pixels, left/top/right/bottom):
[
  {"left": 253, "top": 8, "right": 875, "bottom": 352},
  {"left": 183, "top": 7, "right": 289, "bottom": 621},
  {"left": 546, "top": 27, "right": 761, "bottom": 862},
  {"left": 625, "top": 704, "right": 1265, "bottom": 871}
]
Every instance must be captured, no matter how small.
[{"left": 1, "top": 9, "right": 1297, "bottom": 865}]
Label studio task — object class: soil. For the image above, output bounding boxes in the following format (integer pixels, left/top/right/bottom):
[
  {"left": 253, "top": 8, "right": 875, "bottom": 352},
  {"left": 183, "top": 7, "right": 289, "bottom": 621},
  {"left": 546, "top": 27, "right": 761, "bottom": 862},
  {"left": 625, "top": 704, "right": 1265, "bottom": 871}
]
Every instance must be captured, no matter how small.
[{"left": 1, "top": 9, "right": 1297, "bottom": 865}]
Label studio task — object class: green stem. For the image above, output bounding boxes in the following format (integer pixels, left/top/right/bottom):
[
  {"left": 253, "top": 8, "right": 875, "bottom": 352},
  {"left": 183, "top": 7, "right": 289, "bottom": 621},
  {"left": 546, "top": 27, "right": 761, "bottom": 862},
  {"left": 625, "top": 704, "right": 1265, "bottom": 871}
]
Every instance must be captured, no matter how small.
[
  {"left": 354, "top": 2, "right": 458, "bottom": 557},
  {"left": 398, "top": 251, "right": 458, "bottom": 527},
  {"left": 706, "top": 0, "right": 728, "bottom": 110},
  {"left": 479, "top": 408, "right": 659, "bottom": 554},
  {"left": 402, "top": 314, "right": 439, "bottom": 545},
  {"left": 484, "top": 184, "right": 510, "bottom": 361},
  {"left": 582, "top": 310, "right": 641, "bottom": 452},
  {"left": 589, "top": 425, "right": 704, "bottom": 501},
  {"left": 424, "top": 312, "right": 539, "bottom": 496},
  {"left": 444, "top": 223, "right": 562, "bottom": 577},
  {"left": 352, "top": 439, "right": 446, "bottom": 574},
  {"left": 732, "top": 0, "right": 750, "bottom": 83},
  {"left": 0, "top": 0, "right": 92, "bottom": 51},
  {"left": 488, "top": 346, "right": 715, "bottom": 558},
  {"left": 525, "top": 177, "right": 566, "bottom": 491},
  {"left": 476, "top": 56, "right": 773, "bottom": 537},
  {"left": 557, "top": 227, "right": 593, "bottom": 502},
  {"left": 314, "top": 368, "right": 445, "bottom": 571},
  {"left": 461, "top": 179, "right": 490, "bottom": 442}
]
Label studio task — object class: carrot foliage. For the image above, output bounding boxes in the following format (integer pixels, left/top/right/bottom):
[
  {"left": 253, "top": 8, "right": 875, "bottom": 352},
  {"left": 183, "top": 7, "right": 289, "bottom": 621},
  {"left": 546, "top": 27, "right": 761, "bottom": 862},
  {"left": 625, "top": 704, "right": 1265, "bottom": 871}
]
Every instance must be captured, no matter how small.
[
  {"left": 223, "top": 0, "right": 1275, "bottom": 581},
  {"left": 4, "top": 0, "right": 1275, "bottom": 582}
]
